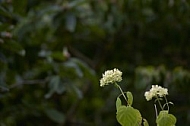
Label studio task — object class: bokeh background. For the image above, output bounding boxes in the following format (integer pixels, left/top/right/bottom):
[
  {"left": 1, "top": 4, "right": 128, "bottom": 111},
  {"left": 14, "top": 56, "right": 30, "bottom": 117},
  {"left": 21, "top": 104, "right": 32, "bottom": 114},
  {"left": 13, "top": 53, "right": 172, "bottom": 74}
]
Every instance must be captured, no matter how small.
[{"left": 1, "top": 0, "right": 190, "bottom": 125}]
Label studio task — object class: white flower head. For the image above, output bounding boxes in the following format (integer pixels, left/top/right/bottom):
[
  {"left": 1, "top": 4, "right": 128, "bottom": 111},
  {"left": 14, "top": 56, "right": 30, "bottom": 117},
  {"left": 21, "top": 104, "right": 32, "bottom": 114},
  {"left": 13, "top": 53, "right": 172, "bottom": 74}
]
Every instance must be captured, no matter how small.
[
  {"left": 144, "top": 91, "right": 153, "bottom": 101},
  {"left": 100, "top": 68, "right": 122, "bottom": 87},
  {"left": 144, "top": 85, "right": 168, "bottom": 101}
]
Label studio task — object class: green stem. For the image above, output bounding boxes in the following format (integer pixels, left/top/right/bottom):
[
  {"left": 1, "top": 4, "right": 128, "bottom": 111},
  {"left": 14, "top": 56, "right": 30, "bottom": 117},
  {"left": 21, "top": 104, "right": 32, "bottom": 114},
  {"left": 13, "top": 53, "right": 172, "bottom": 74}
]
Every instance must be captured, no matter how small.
[
  {"left": 115, "top": 83, "right": 128, "bottom": 105},
  {"left": 154, "top": 104, "right": 158, "bottom": 118},
  {"left": 164, "top": 95, "right": 169, "bottom": 111},
  {"left": 156, "top": 96, "right": 163, "bottom": 110}
]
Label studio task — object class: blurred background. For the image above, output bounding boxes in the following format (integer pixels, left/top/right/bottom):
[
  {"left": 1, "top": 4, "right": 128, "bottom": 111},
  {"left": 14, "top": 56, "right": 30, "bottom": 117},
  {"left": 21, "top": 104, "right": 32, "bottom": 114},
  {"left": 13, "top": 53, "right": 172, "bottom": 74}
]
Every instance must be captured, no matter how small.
[{"left": 1, "top": 0, "right": 190, "bottom": 125}]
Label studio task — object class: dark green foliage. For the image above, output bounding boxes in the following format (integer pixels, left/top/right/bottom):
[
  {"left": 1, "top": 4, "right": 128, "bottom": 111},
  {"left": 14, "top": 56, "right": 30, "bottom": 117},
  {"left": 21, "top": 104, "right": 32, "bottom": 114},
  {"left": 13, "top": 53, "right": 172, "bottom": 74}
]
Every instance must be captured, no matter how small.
[{"left": 1, "top": 0, "right": 190, "bottom": 125}]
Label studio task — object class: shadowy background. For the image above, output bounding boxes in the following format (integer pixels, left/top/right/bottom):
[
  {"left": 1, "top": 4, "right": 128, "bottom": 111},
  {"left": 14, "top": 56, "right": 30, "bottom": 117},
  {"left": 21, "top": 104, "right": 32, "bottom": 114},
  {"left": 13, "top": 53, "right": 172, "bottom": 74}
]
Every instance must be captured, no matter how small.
[{"left": 1, "top": 0, "right": 190, "bottom": 125}]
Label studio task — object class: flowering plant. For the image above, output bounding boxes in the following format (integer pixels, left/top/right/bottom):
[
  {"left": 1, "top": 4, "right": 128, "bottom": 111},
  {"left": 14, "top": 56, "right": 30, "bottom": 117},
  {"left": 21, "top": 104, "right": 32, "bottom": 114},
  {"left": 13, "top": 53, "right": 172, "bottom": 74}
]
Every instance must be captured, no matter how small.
[{"left": 100, "top": 68, "right": 177, "bottom": 126}]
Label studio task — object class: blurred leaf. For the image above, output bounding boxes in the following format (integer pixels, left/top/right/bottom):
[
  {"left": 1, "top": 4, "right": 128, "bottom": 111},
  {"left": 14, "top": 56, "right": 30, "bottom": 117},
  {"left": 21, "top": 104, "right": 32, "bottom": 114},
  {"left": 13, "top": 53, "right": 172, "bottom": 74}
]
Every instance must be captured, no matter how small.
[
  {"left": 0, "top": 6, "right": 12, "bottom": 18},
  {"left": 74, "top": 58, "right": 97, "bottom": 83},
  {"left": 142, "top": 8, "right": 154, "bottom": 17},
  {"left": 64, "top": 58, "right": 84, "bottom": 78},
  {"left": 0, "top": 23, "right": 11, "bottom": 31},
  {"left": 50, "top": 51, "right": 66, "bottom": 61},
  {"left": 13, "top": 0, "right": 27, "bottom": 16},
  {"left": 56, "top": 82, "right": 66, "bottom": 94},
  {"left": 44, "top": 108, "right": 65, "bottom": 124},
  {"left": 66, "top": 13, "right": 76, "bottom": 32},
  {"left": 0, "top": 85, "right": 9, "bottom": 93},
  {"left": 45, "top": 76, "right": 65, "bottom": 98},
  {"left": 67, "top": 0, "right": 87, "bottom": 8},
  {"left": 134, "top": 67, "right": 151, "bottom": 90},
  {"left": 2, "top": 40, "right": 25, "bottom": 56},
  {"left": 0, "top": 52, "right": 7, "bottom": 64},
  {"left": 71, "top": 84, "right": 83, "bottom": 99}
]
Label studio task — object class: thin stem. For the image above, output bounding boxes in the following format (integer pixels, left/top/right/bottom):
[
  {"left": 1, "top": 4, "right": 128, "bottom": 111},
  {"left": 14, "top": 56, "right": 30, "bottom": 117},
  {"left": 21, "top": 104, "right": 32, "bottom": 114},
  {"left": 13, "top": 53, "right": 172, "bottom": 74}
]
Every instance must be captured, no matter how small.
[
  {"left": 156, "top": 96, "right": 163, "bottom": 110},
  {"left": 154, "top": 104, "right": 158, "bottom": 118},
  {"left": 115, "top": 83, "right": 128, "bottom": 104},
  {"left": 164, "top": 95, "right": 170, "bottom": 111}
]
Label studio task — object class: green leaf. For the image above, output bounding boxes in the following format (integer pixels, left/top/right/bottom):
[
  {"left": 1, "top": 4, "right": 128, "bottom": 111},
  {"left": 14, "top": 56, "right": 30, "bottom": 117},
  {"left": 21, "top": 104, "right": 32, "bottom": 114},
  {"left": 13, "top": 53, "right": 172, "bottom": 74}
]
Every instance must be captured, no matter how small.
[
  {"left": 45, "top": 108, "right": 65, "bottom": 124},
  {"left": 67, "top": 0, "right": 87, "bottom": 8},
  {"left": 66, "top": 13, "right": 76, "bottom": 32},
  {"left": 156, "top": 111, "right": 177, "bottom": 126},
  {"left": 13, "top": 0, "right": 27, "bottom": 15},
  {"left": 2, "top": 40, "right": 25, "bottom": 56},
  {"left": 64, "top": 58, "right": 83, "bottom": 78},
  {"left": 126, "top": 91, "right": 133, "bottom": 106},
  {"left": 50, "top": 51, "right": 66, "bottom": 61},
  {"left": 0, "top": 85, "right": 9, "bottom": 93},
  {"left": 71, "top": 84, "right": 83, "bottom": 99},
  {"left": 45, "top": 76, "right": 65, "bottom": 98},
  {"left": 116, "top": 97, "right": 122, "bottom": 111},
  {"left": 0, "top": 6, "right": 12, "bottom": 18},
  {"left": 116, "top": 106, "right": 142, "bottom": 126},
  {"left": 143, "top": 119, "right": 149, "bottom": 126}
]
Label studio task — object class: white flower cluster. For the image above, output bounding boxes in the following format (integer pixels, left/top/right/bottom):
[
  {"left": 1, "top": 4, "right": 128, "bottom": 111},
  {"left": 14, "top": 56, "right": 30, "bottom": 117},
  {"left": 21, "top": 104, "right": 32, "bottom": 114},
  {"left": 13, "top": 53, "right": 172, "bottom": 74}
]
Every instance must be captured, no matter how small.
[
  {"left": 144, "top": 85, "right": 168, "bottom": 101},
  {"left": 100, "top": 68, "right": 122, "bottom": 87}
]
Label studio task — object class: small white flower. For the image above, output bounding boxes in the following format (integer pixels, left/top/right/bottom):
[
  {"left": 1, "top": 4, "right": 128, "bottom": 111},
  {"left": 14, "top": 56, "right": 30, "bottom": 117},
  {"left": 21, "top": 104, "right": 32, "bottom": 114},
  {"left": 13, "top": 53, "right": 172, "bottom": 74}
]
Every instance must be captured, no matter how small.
[
  {"left": 144, "top": 85, "right": 168, "bottom": 101},
  {"left": 144, "top": 91, "right": 153, "bottom": 101},
  {"left": 100, "top": 68, "right": 122, "bottom": 87}
]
